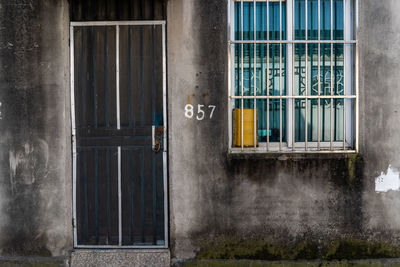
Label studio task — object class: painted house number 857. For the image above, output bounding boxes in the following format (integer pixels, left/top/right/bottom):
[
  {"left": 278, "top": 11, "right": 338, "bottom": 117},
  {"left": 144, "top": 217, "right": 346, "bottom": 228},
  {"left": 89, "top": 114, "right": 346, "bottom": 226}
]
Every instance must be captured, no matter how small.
[{"left": 185, "top": 104, "right": 216, "bottom": 120}]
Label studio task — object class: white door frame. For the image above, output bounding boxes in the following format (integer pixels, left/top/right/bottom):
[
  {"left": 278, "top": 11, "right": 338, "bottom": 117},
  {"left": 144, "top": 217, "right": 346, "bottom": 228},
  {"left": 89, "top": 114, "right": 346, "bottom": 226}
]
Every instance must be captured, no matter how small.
[{"left": 70, "top": 20, "right": 168, "bottom": 249}]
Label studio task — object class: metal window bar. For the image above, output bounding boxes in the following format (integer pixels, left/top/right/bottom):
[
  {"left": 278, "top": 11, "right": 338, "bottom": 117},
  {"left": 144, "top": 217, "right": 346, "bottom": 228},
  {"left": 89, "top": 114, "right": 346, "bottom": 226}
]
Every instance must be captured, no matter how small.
[
  {"left": 254, "top": 0, "right": 257, "bottom": 148},
  {"left": 318, "top": 0, "right": 321, "bottom": 150},
  {"left": 228, "top": 0, "right": 233, "bottom": 150},
  {"left": 279, "top": 0, "right": 283, "bottom": 151},
  {"left": 267, "top": 0, "right": 270, "bottom": 151},
  {"left": 241, "top": 0, "right": 244, "bottom": 151},
  {"left": 70, "top": 21, "right": 168, "bottom": 249},
  {"left": 229, "top": 0, "right": 356, "bottom": 153},
  {"left": 330, "top": 0, "right": 334, "bottom": 150},
  {"left": 355, "top": 0, "right": 359, "bottom": 152},
  {"left": 305, "top": 0, "right": 308, "bottom": 151},
  {"left": 343, "top": 0, "right": 346, "bottom": 150},
  {"left": 291, "top": 5, "right": 295, "bottom": 151}
]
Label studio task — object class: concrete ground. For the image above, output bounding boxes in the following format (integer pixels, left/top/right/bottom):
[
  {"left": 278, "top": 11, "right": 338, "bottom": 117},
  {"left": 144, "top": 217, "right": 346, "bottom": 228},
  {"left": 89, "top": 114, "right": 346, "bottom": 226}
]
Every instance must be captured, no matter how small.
[
  {"left": 1, "top": 257, "right": 400, "bottom": 266},
  {"left": 172, "top": 259, "right": 400, "bottom": 267}
]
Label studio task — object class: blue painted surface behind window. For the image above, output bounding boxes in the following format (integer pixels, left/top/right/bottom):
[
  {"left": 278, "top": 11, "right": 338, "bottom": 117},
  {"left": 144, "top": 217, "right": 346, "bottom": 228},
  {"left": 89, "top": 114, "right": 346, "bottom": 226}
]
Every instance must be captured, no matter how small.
[{"left": 233, "top": 1, "right": 345, "bottom": 143}]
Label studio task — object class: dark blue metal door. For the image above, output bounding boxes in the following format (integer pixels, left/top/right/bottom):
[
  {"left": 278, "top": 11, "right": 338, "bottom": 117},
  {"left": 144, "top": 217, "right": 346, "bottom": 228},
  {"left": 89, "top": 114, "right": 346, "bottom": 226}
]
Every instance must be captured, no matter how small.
[{"left": 71, "top": 22, "right": 167, "bottom": 248}]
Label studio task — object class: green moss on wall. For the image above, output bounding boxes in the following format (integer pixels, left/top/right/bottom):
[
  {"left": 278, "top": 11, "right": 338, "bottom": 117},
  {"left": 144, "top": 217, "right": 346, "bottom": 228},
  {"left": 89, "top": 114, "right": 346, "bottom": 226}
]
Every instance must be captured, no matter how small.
[
  {"left": 195, "top": 238, "right": 400, "bottom": 261},
  {"left": 195, "top": 238, "right": 319, "bottom": 260},
  {"left": 327, "top": 153, "right": 363, "bottom": 189},
  {"left": 183, "top": 260, "right": 400, "bottom": 267},
  {"left": 0, "top": 260, "right": 64, "bottom": 267},
  {"left": 325, "top": 240, "right": 400, "bottom": 260},
  {"left": 345, "top": 154, "right": 361, "bottom": 187}
]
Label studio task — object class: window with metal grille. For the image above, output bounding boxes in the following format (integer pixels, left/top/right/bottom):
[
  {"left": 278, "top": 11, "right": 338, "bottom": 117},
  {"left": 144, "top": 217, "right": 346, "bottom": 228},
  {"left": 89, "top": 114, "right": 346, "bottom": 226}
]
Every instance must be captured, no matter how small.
[{"left": 228, "top": 0, "right": 358, "bottom": 153}]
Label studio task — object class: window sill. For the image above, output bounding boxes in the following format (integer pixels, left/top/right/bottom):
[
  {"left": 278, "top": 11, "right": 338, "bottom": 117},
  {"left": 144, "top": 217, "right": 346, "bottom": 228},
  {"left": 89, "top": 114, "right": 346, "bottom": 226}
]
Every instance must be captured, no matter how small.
[{"left": 227, "top": 149, "right": 358, "bottom": 161}]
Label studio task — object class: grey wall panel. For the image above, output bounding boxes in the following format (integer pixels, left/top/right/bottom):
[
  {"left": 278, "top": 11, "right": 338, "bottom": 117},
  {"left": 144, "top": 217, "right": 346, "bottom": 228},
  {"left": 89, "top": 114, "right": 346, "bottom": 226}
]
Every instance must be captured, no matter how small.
[
  {"left": 0, "top": 0, "right": 72, "bottom": 257},
  {"left": 167, "top": 0, "right": 400, "bottom": 261}
]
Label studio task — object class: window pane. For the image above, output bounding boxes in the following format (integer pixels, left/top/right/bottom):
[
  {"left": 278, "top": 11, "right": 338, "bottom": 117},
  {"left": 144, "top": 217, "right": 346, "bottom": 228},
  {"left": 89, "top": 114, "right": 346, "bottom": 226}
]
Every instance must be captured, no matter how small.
[
  {"left": 235, "top": 2, "right": 286, "bottom": 41},
  {"left": 294, "top": 0, "right": 306, "bottom": 40},
  {"left": 270, "top": 99, "right": 287, "bottom": 142},
  {"left": 294, "top": 99, "right": 305, "bottom": 142},
  {"left": 309, "top": 99, "right": 319, "bottom": 141},
  {"left": 334, "top": 98, "right": 344, "bottom": 141},
  {"left": 294, "top": 98, "right": 344, "bottom": 142},
  {"left": 333, "top": 0, "right": 344, "bottom": 40},
  {"left": 234, "top": 1, "right": 286, "bottom": 144},
  {"left": 309, "top": 43, "right": 319, "bottom": 96},
  {"left": 294, "top": 43, "right": 306, "bottom": 96},
  {"left": 308, "top": 0, "right": 319, "bottom": 40},
  {"left": 293, "top": 0, "right": 345, "bottom": 143},
  {"left": 294, "top": 0, "right": 343, "bottom": 40},
  {"left": 334, "top": 43, "right": 344, "bottom": 96},
  {"left": 320, "top": 43, "right": 331, "bottom": 95},
  {"left": 321, "top": 0, "right": 331, "bottom": 40}
]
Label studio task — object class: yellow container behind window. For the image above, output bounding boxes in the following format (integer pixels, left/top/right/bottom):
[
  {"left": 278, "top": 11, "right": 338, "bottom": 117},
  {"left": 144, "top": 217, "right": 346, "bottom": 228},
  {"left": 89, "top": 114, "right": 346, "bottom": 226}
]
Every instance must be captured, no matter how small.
[{"left": 234, "top": 109, "right": 258, "bottom": 147}]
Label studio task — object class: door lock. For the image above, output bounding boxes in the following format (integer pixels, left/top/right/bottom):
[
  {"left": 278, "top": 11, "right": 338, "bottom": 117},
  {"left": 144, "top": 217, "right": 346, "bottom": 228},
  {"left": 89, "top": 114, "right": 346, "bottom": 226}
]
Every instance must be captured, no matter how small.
[{"left": 152, "top": 126, "right": 164, "bottom": 153}]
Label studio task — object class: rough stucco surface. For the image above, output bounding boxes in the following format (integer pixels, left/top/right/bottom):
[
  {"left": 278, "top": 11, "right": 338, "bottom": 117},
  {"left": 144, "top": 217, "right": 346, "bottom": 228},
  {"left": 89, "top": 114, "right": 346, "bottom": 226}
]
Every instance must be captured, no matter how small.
[
  {"left": 360, "top": 0, "right": 400, "bottom": 238},
  {"left": 1, "top": 0, "right": 400, "bottom": 264},
  {"left": 0, "top": 0, "right": 72, "bottom": 257},
  {"left": 168, "top": 0, "right": 400, "bottom": 260}
]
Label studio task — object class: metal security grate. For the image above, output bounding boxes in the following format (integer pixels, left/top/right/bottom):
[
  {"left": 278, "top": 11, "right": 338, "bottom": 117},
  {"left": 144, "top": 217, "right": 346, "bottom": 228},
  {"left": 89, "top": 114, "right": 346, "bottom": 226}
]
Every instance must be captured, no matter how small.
[
  {"left": 70, "top": 21, "right": 167, "bottom": 248},
  {"left": 228, "top": 0, "right": 358, "bottom": 153}
]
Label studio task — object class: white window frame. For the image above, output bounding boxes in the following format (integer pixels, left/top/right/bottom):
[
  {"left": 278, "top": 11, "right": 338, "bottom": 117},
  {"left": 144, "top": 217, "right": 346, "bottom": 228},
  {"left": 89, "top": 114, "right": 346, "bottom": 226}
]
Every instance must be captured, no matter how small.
[{"left": 227, "top": 0, "right": 358, "bottom": 153}]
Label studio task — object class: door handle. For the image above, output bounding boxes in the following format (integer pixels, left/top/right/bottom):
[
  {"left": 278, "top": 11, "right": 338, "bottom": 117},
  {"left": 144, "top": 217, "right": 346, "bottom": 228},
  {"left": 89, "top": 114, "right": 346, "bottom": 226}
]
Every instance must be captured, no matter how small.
[{"left": 152, "top": 125, "right": 164, "bottom": 153}]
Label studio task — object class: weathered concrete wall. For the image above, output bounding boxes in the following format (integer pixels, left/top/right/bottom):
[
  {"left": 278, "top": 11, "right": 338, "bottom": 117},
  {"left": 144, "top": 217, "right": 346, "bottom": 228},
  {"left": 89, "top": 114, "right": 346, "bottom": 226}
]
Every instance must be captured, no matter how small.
[
  {"left": 360, "top": 0, "right": 400, "bottom": 243},
  {"left": 1, "top": 0, "right": 400, "bottom": 264},
  {"left": 167, "top": 0, "right": 400, "bottom": 261},
  {"left": 167, "top": 0, "right": 229, "bottom": 259},
  {"left": 0, "top": 0, "right": 72, "bottom": 257}
]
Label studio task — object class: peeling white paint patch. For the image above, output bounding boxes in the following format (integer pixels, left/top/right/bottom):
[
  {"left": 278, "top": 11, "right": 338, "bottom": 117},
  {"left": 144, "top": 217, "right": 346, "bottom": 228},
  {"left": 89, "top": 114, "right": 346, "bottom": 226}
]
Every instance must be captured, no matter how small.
[
  {"left": 9, "top": 138, "right": 49, "bottom": 195},
  {"left": 375, "top": 165, "right": 400, "bottom": 192}
]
